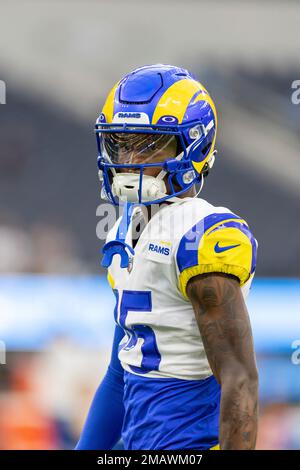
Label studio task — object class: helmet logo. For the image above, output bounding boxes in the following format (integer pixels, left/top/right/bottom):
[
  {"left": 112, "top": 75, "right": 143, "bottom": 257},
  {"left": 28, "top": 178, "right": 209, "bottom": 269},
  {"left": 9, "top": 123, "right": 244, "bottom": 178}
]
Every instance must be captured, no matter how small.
[
  {"left": 161, "top": 115, "right": 177, "bottom": 123},
  {"left": 155, "top": 115, "right": 179, "bottom": 125},
  {"left": 113, "top": 112, "right": 150, "bottom": 124},
  {"left": 117, "top": 112, "right": 141, "bottom": 119}
]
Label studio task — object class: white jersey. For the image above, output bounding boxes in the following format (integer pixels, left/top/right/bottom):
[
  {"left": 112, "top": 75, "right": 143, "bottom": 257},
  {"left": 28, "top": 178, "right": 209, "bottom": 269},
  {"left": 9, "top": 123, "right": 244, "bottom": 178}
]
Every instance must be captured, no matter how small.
[{"left": 106, "top": 197, "right": 257, "bottom": 381}]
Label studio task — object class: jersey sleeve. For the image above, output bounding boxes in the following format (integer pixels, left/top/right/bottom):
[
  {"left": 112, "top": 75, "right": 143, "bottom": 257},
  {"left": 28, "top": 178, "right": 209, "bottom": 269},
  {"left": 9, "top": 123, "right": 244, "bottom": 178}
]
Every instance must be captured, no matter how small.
[{"left": 175, "top": 212, "right": 258, "bottom": 300}]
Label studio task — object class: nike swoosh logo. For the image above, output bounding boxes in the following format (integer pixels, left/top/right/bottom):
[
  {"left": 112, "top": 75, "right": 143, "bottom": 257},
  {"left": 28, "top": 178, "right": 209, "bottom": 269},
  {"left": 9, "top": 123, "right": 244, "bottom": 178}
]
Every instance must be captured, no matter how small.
[{"left": 214, "top": 242, "right": 241, "bottom": 253}]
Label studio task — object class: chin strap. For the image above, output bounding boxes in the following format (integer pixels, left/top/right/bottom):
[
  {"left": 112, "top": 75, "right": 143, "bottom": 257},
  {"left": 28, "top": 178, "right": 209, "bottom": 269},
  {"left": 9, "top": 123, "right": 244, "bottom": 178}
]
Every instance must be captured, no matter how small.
[
  {"left": 156, "top": 172, "right": 205, "bottom": 204},
  {"left": 101, "top": 202, "right": 135, "bottom": 268}
]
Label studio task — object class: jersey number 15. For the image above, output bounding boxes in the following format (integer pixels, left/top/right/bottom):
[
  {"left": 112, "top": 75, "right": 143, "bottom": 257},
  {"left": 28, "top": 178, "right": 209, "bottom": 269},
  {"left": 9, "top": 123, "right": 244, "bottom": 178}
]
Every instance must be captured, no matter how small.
[{"left": 113, "top": 289, "right": 161, "bottom": 374}]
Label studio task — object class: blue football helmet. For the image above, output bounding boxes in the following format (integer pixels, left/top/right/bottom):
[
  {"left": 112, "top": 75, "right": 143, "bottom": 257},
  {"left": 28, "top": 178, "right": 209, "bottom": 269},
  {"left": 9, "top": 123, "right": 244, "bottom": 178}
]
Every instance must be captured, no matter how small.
[{"left": 96, "top": 64, "right": 217, "bottom": 205}]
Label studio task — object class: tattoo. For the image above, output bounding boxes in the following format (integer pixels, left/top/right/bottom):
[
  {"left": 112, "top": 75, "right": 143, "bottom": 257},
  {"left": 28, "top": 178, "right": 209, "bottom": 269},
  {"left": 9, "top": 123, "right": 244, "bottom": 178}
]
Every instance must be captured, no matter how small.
[{"left": 187, "top": 273, "right": 259, "bottom": 450}]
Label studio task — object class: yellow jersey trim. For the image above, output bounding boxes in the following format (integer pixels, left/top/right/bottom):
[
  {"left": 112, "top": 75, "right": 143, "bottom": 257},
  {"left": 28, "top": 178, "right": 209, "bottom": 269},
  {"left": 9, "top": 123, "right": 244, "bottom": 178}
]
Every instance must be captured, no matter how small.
[
  {"left": 107, "top": 272, "right": 115, "bottom": 289},
  {"left": 210, "top": 444, "right": 220, "bottom": 450},
  {"left": 179, "top": 262, "right": 250, "bottom": 300}
]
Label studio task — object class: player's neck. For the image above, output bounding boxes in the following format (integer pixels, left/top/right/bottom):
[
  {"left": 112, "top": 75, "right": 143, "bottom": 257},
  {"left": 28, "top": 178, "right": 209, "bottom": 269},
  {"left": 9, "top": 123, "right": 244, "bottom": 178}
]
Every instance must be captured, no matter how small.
[
  {"left": 131, "top": 187, "right": 196, "bottom": 249},
  {"left": 146, "top": 186, "right": 196, "bottom": 221}
]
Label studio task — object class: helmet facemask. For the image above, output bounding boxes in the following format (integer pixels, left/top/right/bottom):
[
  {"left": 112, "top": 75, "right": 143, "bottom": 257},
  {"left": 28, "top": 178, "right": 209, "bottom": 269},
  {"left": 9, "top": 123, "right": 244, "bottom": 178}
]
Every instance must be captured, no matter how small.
[{"left": 96, "top": 123, "right": 212, "bottom": 205}]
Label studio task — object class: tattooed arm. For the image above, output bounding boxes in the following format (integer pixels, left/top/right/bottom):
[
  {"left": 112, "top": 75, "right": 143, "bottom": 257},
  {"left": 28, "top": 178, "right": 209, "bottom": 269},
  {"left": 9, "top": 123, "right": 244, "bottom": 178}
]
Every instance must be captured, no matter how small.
[{"left": 186, "top": 273, "right": 258, "bottom": 450}]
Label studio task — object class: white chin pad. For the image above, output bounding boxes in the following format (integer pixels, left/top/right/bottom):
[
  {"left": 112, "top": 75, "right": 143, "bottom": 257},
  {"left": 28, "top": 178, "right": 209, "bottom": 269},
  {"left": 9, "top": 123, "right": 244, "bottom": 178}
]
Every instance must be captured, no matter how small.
[{"left": 112, "top": 173, "right": 167, "bottom": 203}]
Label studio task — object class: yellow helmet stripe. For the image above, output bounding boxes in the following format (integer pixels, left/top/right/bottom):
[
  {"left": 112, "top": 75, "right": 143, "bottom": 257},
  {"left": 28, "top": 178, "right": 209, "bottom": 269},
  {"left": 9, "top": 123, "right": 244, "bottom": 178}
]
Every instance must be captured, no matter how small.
[
  {"left": 191, "top": 91, "right": 218, "bottom": 174},
  {"left": 152, "top": 79, "right": 206, "bottom": 124},
  {"left": 192, "top": 90, "right": 218, "bottom": 129},
  {"left": 102, "top": 81, "right": 119, "bottom": 123}
]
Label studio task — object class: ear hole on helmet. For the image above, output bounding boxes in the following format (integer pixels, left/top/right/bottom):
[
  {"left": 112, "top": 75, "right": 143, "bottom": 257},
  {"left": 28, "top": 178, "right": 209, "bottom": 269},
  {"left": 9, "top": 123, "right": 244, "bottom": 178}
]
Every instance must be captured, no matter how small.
[
  {"left": 202, "top": 163, "right": 210, "bottom": 178},
  {"left": 201, "top": 143, "right": 212, "bottom": 157}
]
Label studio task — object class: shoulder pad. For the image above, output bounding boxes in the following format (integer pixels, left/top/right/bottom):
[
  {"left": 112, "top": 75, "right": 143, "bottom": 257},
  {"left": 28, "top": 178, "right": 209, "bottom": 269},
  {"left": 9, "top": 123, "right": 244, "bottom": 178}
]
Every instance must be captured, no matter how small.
[{"left": 176, "top": 212, "right": 257, "bottom": 299}]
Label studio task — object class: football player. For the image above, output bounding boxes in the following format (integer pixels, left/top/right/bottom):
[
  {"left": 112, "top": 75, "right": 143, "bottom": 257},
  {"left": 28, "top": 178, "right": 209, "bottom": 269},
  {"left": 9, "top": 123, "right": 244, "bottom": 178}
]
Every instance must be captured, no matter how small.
[{"left": 76, "top": 64, "right": 258, "bottom": 450}]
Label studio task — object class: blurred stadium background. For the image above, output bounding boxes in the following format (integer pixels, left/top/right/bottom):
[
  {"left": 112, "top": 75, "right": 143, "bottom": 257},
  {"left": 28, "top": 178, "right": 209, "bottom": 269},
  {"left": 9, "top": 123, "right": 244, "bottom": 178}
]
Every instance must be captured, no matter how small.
[{"left": 0, "top": 0, "right": 300, "bottom": 449}]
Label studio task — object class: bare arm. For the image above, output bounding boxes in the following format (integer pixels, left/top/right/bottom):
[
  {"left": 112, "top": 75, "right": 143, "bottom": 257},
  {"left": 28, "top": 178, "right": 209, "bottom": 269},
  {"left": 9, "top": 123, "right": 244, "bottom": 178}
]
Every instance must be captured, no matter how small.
[{"left": 187, "top": 273, "right": 258, "bottom": 450}]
